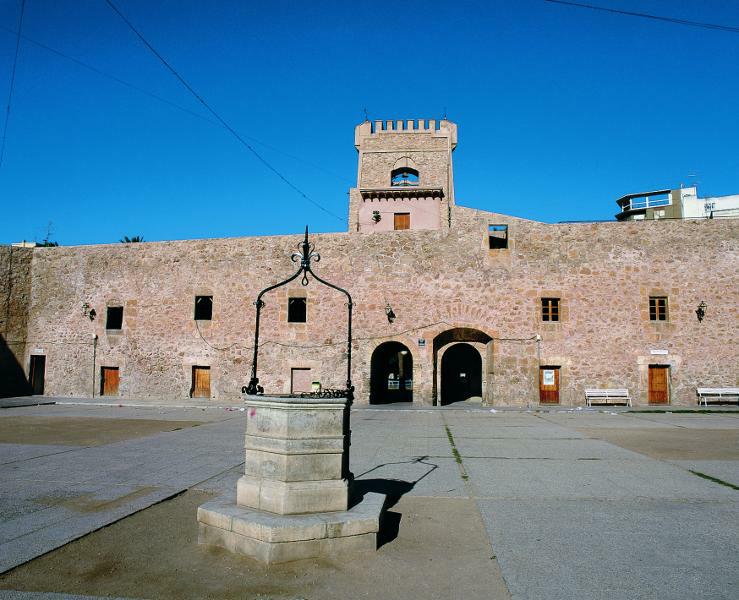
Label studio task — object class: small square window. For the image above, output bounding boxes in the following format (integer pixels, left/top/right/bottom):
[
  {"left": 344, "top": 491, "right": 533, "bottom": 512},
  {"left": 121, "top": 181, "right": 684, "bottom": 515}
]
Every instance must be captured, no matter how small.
[
  {"left": 541, "top": 298, "right": 560, "bottom": 322},
  {"left": 394, "top": 213, "right": 410, "bottom": 230},
  {"left": 194, "top": 296, "right": 213, "bottom": 320},
  {"left": 489, "top": 224, "right": 508, "bottom": 249},
  {"left": 106, "top": 306, "right": 123, "bottom": 330},
  {"left": 649, "top": 297, "right": 668, "bottom": 321},
  {"left": 288, "top": 297, "right": 307, "bottom": 323}
]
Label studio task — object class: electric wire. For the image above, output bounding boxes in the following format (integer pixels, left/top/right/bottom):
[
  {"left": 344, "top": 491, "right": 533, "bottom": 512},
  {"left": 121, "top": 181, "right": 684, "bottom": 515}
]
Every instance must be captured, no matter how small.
[
  {"left": 103, "top": 0, "right": 346, "bottom": 222},
  {"left": 543, "top": 0, "right": 739, "bottom": 34},
  {"left": 0, "top": 25, "right": 351, "bottom": 183},
  {"left": 0, "top": 0, "right": 26, "bottom": 173}
]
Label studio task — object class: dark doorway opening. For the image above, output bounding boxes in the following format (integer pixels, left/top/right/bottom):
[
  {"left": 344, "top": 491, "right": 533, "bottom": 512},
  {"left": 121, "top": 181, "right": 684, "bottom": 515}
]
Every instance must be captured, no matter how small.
[
  {"left": 370, "top": 342, "right": 413, "bottom": 404},
  {"left": 441, "top": 343, "right": 482, "bottom": 405},
  {"left": 29, "top": 355, "right": 45, "bottom": 395}
]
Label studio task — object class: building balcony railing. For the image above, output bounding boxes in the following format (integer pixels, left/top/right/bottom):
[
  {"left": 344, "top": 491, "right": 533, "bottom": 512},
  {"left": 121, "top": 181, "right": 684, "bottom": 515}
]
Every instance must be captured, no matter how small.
[{"left": 618, "top": 194, "right": 671, "bottom": 212}]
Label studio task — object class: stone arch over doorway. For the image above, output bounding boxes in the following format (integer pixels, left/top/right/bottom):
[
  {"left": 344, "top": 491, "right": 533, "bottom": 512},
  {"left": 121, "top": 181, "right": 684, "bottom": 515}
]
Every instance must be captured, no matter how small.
[
  {"left": 370, "top": 341, "right": 413, "bottom": 404},
  {"left": 433, "top": 328, "right": 492, "bottom": 406}
]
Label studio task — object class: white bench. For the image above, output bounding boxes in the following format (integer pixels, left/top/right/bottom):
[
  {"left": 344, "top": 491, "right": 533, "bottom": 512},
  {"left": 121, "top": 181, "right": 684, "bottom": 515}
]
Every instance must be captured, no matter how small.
[
  {"left": 696, "top": 387, "right": 739, "bottom": 406},
  {"left": 585, "top": 388, "right": 632, "bottom": 407}
]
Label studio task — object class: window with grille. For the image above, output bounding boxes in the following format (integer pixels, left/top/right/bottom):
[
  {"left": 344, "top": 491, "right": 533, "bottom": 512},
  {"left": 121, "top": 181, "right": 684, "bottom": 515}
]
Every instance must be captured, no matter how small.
[
  {"left": 541, "top": 298, "right": 560, "bottom": 322},
  {"left": 649, "top": 296, "right": 668, "bottom": 321}
]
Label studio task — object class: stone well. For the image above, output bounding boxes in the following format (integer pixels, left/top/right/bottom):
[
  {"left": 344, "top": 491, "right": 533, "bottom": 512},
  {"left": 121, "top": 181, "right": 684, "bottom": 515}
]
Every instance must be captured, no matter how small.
[{"left": 197, "top": 394, "right": 384, "bottom": 564}]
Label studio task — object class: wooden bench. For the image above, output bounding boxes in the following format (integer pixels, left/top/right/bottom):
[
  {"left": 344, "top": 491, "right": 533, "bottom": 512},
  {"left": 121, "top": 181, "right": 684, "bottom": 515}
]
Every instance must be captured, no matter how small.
[
  {"left": 584, "top": 388, "right": 632, "bottom": 407},
  {"left": 696, "top": 387, "right": 739, "bottom": 407}
]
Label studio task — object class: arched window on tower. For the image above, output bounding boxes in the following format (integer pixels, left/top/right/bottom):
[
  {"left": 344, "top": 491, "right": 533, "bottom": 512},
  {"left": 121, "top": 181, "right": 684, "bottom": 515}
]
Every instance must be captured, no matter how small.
[
  {"left": 391, "top": 157, "right": 419, "bottom": 187},
  {"left": 391, "top": 167, "right": 419, "bottom": 187}
]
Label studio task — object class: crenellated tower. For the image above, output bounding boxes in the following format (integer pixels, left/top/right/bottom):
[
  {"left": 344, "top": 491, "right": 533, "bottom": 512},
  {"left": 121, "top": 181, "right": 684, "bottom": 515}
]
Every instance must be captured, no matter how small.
[{"left": 348, "top": 119, "right": 457, "bottom": 233}]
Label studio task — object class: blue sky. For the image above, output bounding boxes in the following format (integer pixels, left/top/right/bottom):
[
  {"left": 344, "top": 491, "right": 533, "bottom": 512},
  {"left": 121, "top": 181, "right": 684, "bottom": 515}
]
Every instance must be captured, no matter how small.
[{"left": 1, "top": 0, "right": 738, "bottom": 245}]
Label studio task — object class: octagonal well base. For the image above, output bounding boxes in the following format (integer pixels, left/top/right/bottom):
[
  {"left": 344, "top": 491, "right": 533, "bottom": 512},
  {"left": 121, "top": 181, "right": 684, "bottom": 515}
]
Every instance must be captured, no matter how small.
[{"left": 197, "top": 492, "right": 384, "bottom": 564}]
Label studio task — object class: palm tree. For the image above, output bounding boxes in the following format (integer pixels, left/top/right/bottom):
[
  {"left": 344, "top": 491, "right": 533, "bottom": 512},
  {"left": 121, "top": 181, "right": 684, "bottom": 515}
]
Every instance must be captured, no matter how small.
[{"left": 119, "top": 236, "right": 144, "bottom": 243}]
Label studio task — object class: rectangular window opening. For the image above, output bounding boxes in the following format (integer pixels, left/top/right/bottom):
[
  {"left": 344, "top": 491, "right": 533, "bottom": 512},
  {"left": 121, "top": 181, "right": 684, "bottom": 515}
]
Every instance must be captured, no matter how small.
[
  {"left": 106, "top": 306, "right": 123, "bottom": 330},
  {"left": 288, "top": 297, "right": 307, "bottom": 323},
  {"left": 541, "top": 298, "right": 560, "bottom": 322},
  {"left": 394, "top": 213, "right": 410, "bottom": 230},
  {"left": 194, "top": 296, "right": 213, "bottom": 320},
  {"left": 649, "top": 296, "right": 668, "bottom": 321},
  {"left": 488, "top": 224, "right": 508, "bottom": 249}
]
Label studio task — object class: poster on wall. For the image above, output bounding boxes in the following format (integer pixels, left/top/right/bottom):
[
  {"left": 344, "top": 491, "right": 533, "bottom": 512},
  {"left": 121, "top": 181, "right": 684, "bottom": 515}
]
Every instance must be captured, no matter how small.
[{"left": 543, "top": 369, "right": 555, "bottom": 386}]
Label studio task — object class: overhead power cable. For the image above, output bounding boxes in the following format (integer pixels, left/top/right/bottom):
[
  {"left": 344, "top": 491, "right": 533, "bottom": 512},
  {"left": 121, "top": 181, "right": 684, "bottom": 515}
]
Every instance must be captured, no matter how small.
[
  {"left": 0, "top": 25, "right": 351, "bottom": 183},
  {"left": 0, "top": 0, "right": 26, "bottom": 173},
  {"left": 103, "top": 0, "right": 346, "bottom": 222},
  {"left": 543, "top": 0, "right": 739, "bottom": 34}
]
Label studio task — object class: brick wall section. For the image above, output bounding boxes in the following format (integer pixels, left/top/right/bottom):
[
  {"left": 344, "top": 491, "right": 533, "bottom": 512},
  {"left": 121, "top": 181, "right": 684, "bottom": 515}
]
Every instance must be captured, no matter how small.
[
  {"left": 0, "top": 246, "right": 33, "bottom": 397},
  {"left": 15, "top": 209, "right": 739, "bottom": 406}
]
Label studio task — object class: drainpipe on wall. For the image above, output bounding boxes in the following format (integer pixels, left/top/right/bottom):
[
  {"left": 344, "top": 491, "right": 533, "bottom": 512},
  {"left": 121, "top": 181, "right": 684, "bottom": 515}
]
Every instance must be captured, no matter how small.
[{"left": 91, "top": 334, "right": 98, "bottom": 398}]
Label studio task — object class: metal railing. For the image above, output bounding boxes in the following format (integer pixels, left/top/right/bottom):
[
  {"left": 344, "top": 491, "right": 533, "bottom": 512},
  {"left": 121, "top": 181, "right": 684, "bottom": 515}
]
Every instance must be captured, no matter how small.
[{"left": 620, "top": 195, "right": 671, "bottom": 212}]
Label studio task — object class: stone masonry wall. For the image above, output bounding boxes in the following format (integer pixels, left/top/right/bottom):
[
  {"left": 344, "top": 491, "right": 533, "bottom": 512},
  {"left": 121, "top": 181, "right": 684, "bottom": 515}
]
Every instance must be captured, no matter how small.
[
  {"left": 16, "top": 209, "right": 739, "bottom": 407},
  {"left": 0, "top": 246, "right": 33, "bottom": 397}
]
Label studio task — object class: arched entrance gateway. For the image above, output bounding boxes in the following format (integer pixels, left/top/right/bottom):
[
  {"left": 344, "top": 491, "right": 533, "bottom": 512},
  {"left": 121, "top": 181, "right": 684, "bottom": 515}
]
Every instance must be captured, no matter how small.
[
  {"left": 433, "top": 328, "right": 492, "bottom": 406},
  {"left": 441, "top": 343, "right": 482, "bottom": 405},
  {"left": 370, "top": 341, "right": 413, "bottom": 404}
]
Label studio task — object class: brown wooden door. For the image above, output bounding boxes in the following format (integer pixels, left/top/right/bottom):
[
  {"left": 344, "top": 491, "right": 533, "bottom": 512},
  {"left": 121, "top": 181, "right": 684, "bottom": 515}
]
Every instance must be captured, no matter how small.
[
  {"left": 192, "top": 366, "right": 211, "bottom": 398},
  {"left": 394, "top": 213, "right": 410, "bottom": 230},
  {"left": 101, "top": 367, "right": 119, "bottom": 396},
  {"left": 539, "top": 367, "right": 560, "bottom": 404},
  {"left": 29, "top": 355, "right": 46, "bottom": 395},
  {"left": 648, "top": 365, "right": 669, "bottom": 404}
]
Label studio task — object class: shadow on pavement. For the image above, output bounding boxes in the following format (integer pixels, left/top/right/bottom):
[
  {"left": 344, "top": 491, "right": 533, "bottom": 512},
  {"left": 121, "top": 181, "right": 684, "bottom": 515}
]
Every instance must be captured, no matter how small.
[{"left": 351, "top": 455, "right": 438, "bottom": 547}]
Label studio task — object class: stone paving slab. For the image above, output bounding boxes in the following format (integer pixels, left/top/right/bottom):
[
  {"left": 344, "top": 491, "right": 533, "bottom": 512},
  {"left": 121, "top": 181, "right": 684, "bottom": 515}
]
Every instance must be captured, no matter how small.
[
  {"left": 0, "top": 415, "right": 246, "bottom": 573},
  {"left": 0, "top": 592, "right": 137, "bottom": 599},
  {"left": 455, "top": 437, "right": 646, "bottom": 460},
  {"left": 0, "top": 444, "right": 80, "bottom": 465},
  {"left": 0, "top": 399, "right": 55, "bottom": 410},
  {"left": 668, "top": 460, "right": 739, "bottom": 488},
  {"left": 465, "top": 454, "right": 738, "bottom": 500},
  {"left": 478, "top": 498, "right": 739, "bottom": 600}
]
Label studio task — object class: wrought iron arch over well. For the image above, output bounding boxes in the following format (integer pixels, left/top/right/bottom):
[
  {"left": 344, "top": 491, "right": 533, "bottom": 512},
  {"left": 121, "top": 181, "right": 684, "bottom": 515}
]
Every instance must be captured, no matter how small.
[{"left": 243, "top": 227, "right": 354, "bottom": 400}]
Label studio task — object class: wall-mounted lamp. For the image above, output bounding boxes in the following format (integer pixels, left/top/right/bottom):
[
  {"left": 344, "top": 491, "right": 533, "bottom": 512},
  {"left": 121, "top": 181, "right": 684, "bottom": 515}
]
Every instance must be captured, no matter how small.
[
  {"left": 385, "top": 303, "right": 396, "bottom": 324},
  {"left": 82, "top": 303, "right": 96, "bottom": 321},
  {"left": 372, "top": 210, "right": 381, "bottom": 223},
  {"left": 695, "top": 301, "right": 707, "bottom": 323}
]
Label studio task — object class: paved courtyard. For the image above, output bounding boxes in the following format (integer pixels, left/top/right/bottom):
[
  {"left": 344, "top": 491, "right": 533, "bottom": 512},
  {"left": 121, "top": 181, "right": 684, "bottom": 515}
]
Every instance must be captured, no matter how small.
[{"left": 0, "top": 399, "right": 737, "bottom": 599}]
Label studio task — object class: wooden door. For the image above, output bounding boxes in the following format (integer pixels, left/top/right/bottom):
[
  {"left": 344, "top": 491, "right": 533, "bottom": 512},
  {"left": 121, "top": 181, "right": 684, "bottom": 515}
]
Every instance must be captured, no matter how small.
[
  {"left": 648, "top": 365, "right": 669, "bottom": 404},
  {"left": 29, "top": 355, "right": 46, "bottom": 395},
  {"left": 192, "top": 366, "right": 211, "bottom": 398},
  {"left": 394, "top": 213, "right": 410, "bottom": 230},
  {"left": 539, "top": 367, "right": 560, "bottom": 404},
  {"left": 101, "top": 367, "right": 119, "bottom": 396}
]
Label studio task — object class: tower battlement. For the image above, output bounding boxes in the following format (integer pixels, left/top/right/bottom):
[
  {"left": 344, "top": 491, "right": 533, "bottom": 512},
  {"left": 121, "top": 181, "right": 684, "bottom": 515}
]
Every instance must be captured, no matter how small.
[{"left": 355, "top": 119, "right": 457, "bottom": 149}]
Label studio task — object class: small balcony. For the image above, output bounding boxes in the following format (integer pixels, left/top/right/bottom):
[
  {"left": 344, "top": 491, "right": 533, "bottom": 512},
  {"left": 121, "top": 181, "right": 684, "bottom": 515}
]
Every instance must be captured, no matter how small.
[{"left": 615, "top": 189, "right": 672, "bottom": 220}]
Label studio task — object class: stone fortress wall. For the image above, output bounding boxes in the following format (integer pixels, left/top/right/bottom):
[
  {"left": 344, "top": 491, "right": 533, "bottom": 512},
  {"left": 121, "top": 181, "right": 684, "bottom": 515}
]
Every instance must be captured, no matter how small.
[{"left": 1, "top": 209, "right": 736, "bottom": 406}]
